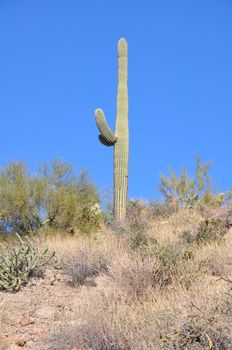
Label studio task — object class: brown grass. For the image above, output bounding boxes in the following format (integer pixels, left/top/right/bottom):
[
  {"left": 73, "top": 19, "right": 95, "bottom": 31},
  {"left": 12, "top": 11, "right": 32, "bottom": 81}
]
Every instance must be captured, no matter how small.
[
  {"left": 3, "top": 207, "right": 232, "bottom": 349},
  {"left": 48, "top": 277, "right": 232, "bottom": 349}
]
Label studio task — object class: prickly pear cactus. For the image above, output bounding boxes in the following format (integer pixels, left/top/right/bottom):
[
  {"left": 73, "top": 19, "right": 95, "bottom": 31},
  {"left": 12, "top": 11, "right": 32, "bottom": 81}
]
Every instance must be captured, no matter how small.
[{"left": 95, "top": 38, "right": 129, "bottom": 221}]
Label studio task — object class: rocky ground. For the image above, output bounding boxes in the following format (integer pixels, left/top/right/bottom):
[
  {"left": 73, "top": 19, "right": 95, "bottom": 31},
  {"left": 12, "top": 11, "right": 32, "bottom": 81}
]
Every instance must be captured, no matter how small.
[{"left": 0, "top": 269, "right": 77, "bottom": 350}]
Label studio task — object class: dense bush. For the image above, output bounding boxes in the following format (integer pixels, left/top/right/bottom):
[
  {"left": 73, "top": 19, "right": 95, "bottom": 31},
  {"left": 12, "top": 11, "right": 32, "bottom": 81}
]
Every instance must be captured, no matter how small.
[
  {"left": 0, "top": 162, "right": 44, "bottom": 235},
  {"left": 39, "top": 160, "right": 102, "bottom": 233},
  {"left": 0, "top": 160, "right": 102, "bottom": 235}
]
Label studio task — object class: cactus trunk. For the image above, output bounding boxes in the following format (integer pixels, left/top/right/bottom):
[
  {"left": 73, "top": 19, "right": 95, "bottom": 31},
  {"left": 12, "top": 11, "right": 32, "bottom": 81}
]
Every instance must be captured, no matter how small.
[
  {"left": 114, "top": 39, "right": 128, "bottom": 221},
  {"left": 94, "top": 38, "right": 129, "bottom": 222}
]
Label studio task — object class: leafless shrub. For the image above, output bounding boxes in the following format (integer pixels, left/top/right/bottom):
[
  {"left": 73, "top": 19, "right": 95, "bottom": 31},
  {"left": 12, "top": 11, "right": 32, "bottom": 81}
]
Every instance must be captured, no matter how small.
[
  {"left": 151, "top": 200, "right": 179, "bottom": 219},
  {"left": 108, "top": 255, "right": 170, "bottom": 301},
  {"left": 65, "top": 246, "right": 110, "bottom": 286}
]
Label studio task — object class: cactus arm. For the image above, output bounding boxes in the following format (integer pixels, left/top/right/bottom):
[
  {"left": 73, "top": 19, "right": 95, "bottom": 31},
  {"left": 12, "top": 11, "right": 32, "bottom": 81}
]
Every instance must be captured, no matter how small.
[
  {"left": 95, "top": 108, "right": 117, "bottom": 146},
  {"left": 98, "top": 135, "right": 114, "bottom": 147}
]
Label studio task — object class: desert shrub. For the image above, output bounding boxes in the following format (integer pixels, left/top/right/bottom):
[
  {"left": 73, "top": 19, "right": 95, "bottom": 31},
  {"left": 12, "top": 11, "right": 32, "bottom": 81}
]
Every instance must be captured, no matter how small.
[
  {"left": 196, "top": 218, "right": 227, "bottom": 243},
  {"left": 150, "top": 244, "right": 182, "bottom": 273},
  {"left": 162, "top": 321, "right": 231, "bottom": 350},
  {"left": 130, "top": 229, "right": 154, "bottom": 250},
  {"left": 127, "top": 199, "right": 151, "bottom": 226},
  {"left": 162, "top": 295, "right": 232, "bottom": 350},
  {"left": 130, "top": 230, "right": 182, "bottom": 274},
  {"left": 108, "top": 199, "right": 151, "bottom": 239},
  {"left": 131, "top": 234, "right": 203, "bottom": 288},
  {"left": 0, "top": 234, "right": 55, "bottom": 292},
  {"left": 181, "top": 218, "right": 228, "bottom": 245},
  {"left": 181, "top": 230, "right": 196, "bottom": 244},
  {"left": 159, "top": 156, "right": 228, "bottom": 209},
  {"left": 159, "top": 156, "right": 211, "bottom": 208},
  {"left": 49, "top": 295, "right": 232, "bottom": 350},
  {"left": 47, "top": 269, "right": 232, "bottom": 350},
  {"left": 109, "top": 255, "right": 170, "bottom": 301},
  {"left": 65, "top": 245, "right": 110, "bottom": 286},
  {"left": 199, "top": 204, "right": 232, "bottom": 228},
  {"left": 151, "top": 200, "right": 179, "bottom": 218}
]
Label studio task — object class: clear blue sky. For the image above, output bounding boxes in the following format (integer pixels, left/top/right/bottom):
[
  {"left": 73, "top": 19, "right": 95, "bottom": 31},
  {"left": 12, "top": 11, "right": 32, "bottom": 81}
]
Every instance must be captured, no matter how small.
[{"left": 0, "top": 0, "right": 231, "bottom": 200}]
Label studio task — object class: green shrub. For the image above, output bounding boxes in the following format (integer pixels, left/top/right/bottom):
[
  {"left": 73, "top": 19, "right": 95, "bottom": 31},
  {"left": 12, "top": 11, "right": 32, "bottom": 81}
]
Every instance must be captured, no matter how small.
[
  {"left": 0, "top": 160, "right": 102, "bottom": 235},
  {"left": 159, "top": 156, "right": 225, "bottom": 209},
  {"left": 195, "top": 218, "right": 228, "bottom": 243},
  {"left": 0, "top": 162, "right": 45, "bottom": 235},
  {"left": 39, "top": 160, "right": 102, "bottom": 233},
  {"left": 0, "top": 234, "right": 54, "bottom": 292},
  {"left": 181, "top": 217, "right": 228, "bottom": 245}
]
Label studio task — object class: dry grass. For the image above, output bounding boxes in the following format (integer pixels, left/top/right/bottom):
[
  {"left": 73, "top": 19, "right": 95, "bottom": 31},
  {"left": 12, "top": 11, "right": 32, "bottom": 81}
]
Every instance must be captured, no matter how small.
[
  {"left": 3, "top": 206, "right": 232, "bottom": 349},
  {"left": 147, "top": 208, "right": 203, "bottom": 246},
  {"left": 108, "top": 254, "right": 171, "bottom": 301},
  {"left": 48, "top": 277, "right": 232, "bottom": 349}
]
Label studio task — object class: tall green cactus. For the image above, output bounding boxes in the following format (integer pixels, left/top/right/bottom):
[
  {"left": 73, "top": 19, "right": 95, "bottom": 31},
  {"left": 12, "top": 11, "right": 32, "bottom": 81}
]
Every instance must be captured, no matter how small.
[{"left": 95, "top": 38, "right": 129, "bottom": 222}]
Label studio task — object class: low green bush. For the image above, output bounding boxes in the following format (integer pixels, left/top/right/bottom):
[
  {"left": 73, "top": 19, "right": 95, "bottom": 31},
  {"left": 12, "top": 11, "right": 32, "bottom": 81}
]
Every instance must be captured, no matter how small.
[
  {"left": 195, "top": 218, "right": 228, "bottom": 243},
  {"left": 181, "top": 217, "right": 228, "bottom": 245}
]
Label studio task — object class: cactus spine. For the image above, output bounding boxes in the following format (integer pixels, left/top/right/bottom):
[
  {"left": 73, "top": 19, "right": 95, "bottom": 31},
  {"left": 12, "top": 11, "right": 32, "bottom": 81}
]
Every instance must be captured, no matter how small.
[{"left": 95, "top": 38, "right": 129, "bottom": 221}]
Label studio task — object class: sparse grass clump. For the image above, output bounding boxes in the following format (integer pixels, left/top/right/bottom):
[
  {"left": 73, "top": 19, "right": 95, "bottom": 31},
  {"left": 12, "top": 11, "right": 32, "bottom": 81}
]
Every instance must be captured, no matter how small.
[
  {"left": 65, "top": 247, "right": 109, "bottom": 287},
  {"left": 108, "top": 254, "right": 170, "bottom": 301},
  {"left": 45, "top": 235, "right": 114, "bottom": 287}
]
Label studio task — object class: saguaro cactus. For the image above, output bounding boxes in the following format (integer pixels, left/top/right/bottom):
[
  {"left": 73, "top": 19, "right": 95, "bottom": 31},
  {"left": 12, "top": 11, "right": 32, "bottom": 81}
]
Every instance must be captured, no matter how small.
[{"left": 95, "top": 38, "right": 129, "bottom": 221}]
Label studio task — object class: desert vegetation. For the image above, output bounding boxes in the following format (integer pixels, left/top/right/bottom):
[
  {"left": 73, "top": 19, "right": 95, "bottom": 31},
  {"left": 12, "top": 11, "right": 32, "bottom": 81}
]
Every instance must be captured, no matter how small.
[{"left": 0, "top": 157, "right": 232, "bottom": 349}]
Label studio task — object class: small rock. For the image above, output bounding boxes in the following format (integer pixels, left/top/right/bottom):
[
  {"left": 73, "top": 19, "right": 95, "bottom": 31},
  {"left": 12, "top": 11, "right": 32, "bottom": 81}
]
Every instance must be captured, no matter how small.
[
  {"left": 27, "top": 279, "right": 37, "bottom": 287},
  {"left": 25, "top": 340, "right": 34, "bottom": 347},
  {"left": 16, "top": 339, "right": 27, "bottom": 347},
  {"left": 34, "top": 306, "right": 54, "bottom": 319},
  {"left": 29, "top": 327, "right": 44, "bottom": 337},
  {"left": 19, "top": 314, "right": 34, "bottom": 327}
]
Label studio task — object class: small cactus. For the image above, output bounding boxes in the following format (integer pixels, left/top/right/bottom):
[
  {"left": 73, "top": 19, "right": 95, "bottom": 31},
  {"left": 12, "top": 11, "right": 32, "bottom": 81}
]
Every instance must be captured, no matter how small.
[
  {"left": 95, "top": 38, "right": 129, "bottom": 222},
  {"left": 0, "top": 234, "right": 55, "bottom": 292}
]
